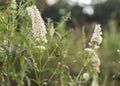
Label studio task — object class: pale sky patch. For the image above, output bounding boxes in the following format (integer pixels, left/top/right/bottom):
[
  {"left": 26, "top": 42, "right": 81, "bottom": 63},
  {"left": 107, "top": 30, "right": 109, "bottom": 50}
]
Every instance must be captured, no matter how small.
[
  {"left": 70, "top": 0, "right": 92, "bottom": 5},
  {"left": 46, "top": 0, "right": 94, "bottom": 15},
  {"left": 83, "top": 6, "right": 94, "bottom": 15},
  {"left": 46, "top": 0, "right": 59, "bottom": 6}
]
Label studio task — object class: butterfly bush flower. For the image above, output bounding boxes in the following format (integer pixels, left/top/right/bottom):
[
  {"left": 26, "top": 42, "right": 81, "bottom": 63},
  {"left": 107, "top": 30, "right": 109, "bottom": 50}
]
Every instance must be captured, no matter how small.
[
  {"left": 36, "top": 45, "right": 46, "bottom": 51},
  {"left": 84, "top": 48, "right": 101, "bottom": 86},
  {"left": 26, "top": 5, "right": 47, "bottom": 43},
  {"left": 84, "top": 24, "right": 103, "bottom": 86},
  {"left": 83, "top": 72, "right": 89, "bottom": 81},
  {"left": 89, "top": 24, "right": 102, "bottom": 49},
  {"left": 85, "top": 48, "right": 101, "bottom": 73},
  {"left": 10, "top": 0, "right": 17, "bottom": 9},
  {"left": 9, "top": 0, "right": 17, "bottom": 14}
]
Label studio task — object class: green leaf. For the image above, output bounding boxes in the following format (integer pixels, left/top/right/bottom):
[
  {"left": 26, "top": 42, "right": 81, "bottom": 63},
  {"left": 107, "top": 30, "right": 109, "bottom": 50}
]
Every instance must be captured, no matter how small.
[
  {"left": 26, "top": 76, "right": 31, "bottom": 86},
  {"left": 20, "top": 56, "right": 25, "bottom": 68}
]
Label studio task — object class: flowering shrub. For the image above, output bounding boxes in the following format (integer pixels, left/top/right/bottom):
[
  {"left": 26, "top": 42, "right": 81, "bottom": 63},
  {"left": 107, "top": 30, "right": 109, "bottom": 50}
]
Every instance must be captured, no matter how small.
[{"left": 0, "top": 0, "right": 120, "bottom": 86}]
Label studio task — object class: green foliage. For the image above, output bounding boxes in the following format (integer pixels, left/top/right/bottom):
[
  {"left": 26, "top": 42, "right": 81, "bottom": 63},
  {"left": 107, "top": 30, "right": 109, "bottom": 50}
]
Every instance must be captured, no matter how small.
[{"left": 0, "top": 1, "right": 120, "bottom": 86}]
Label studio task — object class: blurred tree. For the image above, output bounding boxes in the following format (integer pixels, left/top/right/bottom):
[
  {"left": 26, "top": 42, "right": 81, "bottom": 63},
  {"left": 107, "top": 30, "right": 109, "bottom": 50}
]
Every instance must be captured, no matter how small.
[
  {"left": 1, "top": 0, "right": 120, "bottom": 28},
  {"left": 71, "top": 5, "right": 86, "bottom": 25},
  {"left": 93, "top": 0, "right": 120, "bottom": 26},
  {"left": 42, "top": 5, "right": 61, "bottom": 22}
]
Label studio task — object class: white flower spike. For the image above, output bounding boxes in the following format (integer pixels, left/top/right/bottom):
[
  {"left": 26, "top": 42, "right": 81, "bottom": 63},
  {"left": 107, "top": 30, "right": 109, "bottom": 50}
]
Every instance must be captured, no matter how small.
[
  {"left": 89, "top": 24, "right": 102, "bottom": 49},
  {"left": 83, "top": 73, "right": 89, "bottom": 81},
  {"left": 11, "top": 0, "right": 17, "bottom": 9},
  {"left": 85, "top": 48, "right": 101, "bottom": 73},
  {"left": 26, "top": 5, "right": 47, "bottom": 43}
]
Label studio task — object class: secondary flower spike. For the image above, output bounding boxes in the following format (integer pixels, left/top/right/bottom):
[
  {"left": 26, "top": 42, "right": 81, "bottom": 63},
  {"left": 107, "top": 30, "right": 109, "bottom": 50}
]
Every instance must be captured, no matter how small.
[
  {"left": 89, "top": 24, "right": 102, "bottom": 49},
  {"left": 26, "top": 5, "right": 47, "bottom": 43},
  {"left": 11, "top": 0, "right": 17, "bottom": 8},
  {"left": 85, "top": 48, "right": 101, "bottom": 73}
]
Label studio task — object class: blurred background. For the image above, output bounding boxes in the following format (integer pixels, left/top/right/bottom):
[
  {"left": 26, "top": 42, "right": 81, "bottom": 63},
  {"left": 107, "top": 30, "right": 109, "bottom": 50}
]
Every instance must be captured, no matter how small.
[
  {"left": 42, "top": 0, "right": 120, "bottom": 29},
  {"left": 0, "top": 0, "right": 120, "bottom": 29}
]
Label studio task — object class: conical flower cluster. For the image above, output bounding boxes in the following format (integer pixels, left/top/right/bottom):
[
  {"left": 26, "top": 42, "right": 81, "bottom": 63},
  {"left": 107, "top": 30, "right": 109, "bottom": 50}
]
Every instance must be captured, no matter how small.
[
  {"left": 10, "top": 0, "right": 17, "bottom": 9},
  {"left": 84, "top": 24, "right": 103, "bottom": 86},
  {"left": 89, "top": 24, "right": 102, "bottom": 49},
  {"left": 26, "top": 5, "right": 47, "bottom": 43}
]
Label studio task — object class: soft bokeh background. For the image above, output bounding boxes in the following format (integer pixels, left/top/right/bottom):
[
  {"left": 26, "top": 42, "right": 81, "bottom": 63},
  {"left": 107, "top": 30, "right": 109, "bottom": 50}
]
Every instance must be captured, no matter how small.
[
  {"left": 43, "top": 0, "right": 120, "bottom": 28},
  {"left": 43, "top": 1, "right": 120, "bottom": 85},
  {"left": 0, "top": 0, "right": 120, "bottom": 85}
]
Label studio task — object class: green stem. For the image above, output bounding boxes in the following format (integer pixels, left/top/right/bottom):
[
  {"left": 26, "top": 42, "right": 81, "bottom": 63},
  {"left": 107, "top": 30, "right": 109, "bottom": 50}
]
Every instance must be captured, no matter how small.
[
  {"left": 91, "top": 73, "right": 99, "bottom": 86},
  {"left": 42, "top": 43, "right": 59, "bottom": 69},
  {"left": 75, "top": 67, "right": 84, "bottom": 83},
  {"left": 38, "top": 50, "right": 42, "bottom": 86}
]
